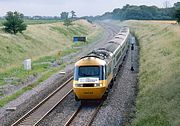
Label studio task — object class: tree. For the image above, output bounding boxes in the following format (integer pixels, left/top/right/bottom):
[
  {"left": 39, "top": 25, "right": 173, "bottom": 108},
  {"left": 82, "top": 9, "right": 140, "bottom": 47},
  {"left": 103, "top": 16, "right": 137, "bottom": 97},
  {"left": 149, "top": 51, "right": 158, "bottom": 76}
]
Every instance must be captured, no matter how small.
[
  {"left": 163, "top": 0, "right": 170, "bottom": 9},
  {"left": 93, "top": 4, "right": 175, "bottom": 20},
  {"left": 60, "top": 12, "right": 69, "bottom": 20},
  {"left": 63, "top": 19, "right": 73, "bottom": 27},
  {"left": 174, "top": 9, "right": 180, "bottom": 24},
  {"left": 174, "top": 2, "right": 180, "bottom": 9},
  {"left": 70, "top": 10, "right": 76, "bottom": 19},
  {"left": 3, "top": 11, "right": 27, "bottom": 34}
]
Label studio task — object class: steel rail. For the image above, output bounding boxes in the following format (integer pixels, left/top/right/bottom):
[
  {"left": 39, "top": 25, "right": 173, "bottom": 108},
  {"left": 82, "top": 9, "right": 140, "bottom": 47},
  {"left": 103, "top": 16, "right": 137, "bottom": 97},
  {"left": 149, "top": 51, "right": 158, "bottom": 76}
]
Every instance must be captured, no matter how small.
[
  {"left": 86, "top": 101, "right": 104, "bottom": 126},
  {"left": 11, "top": 76, "right": 73, "bottom": 126},
  {"left": 64, "top": 105, "right": 82, "bottom": 126},
  {"left": 64, "top": 100, "right": 103, "bottom": 126}
]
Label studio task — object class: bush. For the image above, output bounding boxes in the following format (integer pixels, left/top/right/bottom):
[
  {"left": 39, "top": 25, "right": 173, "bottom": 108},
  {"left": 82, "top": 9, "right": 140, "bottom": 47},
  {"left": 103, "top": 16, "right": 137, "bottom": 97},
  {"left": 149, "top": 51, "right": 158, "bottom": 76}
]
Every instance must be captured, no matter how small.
[
  {"left": 3, "top": 11, "right": 27, "bottom": 34},
  {"left": 174, "top": 9, "right": 180, "bottom": 24},
  {"left": 63, "top": 19, "right": 73, "bottom": 27}
]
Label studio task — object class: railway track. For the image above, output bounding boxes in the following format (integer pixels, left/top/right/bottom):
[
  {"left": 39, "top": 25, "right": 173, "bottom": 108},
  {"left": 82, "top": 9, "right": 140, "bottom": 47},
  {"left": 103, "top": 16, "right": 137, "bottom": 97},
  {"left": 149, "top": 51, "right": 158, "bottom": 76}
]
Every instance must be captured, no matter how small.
[
  {"left": 9, "top": 22, "right": 120, "bottom": 126},
  {"left": 64, "top": 100, "right": 103, "bottom": 126},
  {"left": 11, "top": 76, "right": 73, "bottom": 126}
]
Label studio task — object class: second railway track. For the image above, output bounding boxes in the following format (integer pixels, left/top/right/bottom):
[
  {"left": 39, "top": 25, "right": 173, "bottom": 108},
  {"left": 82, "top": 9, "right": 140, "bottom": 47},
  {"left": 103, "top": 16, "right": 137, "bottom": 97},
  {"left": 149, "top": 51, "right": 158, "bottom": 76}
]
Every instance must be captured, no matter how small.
[
  {"left": 9, "top": 22, "right": 120, "bottom": 126},
  {"left": 11, "top": 76, "right": 73, "bottom": 126},
  {"left": 64, "top": 100, "right": 103, "bottom": 126}
]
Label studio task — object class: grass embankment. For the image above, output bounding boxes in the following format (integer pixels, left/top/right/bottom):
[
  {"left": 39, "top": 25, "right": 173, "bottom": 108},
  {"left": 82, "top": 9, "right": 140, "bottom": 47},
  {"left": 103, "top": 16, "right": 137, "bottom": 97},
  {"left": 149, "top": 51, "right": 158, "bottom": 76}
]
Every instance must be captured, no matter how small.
[
  {"left": 0, "top": 19, "right": 102, "bottom": 107},
  {"left": 0, "top": 19, "right": 4, "bottom": 26},
  {"left": 127, "top": 21, "right": 180, "bottom": 126}
]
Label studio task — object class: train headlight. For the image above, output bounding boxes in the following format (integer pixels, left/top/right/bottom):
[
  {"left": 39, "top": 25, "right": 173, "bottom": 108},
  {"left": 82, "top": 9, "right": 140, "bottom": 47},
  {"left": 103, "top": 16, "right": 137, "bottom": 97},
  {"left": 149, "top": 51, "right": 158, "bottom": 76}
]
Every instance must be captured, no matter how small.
[
  {"left": 94, "top": 83, "right": 102, "bottom": 87},
  {"left": 75, "top": 84, "right": 83, "bottom": 87}
]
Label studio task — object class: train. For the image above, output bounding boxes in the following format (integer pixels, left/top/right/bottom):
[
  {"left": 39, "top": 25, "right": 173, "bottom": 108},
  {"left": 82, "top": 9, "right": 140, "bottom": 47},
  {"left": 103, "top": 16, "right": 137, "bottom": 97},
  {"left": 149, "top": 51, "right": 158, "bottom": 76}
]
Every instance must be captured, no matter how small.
[{"left": 73, "top": 26, "right": 130, "bottom": 101}]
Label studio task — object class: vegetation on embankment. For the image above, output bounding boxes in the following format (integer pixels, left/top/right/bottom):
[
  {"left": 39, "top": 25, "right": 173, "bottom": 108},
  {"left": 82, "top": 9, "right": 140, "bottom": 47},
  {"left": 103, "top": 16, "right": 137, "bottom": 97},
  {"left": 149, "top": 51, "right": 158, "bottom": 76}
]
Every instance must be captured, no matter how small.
[
  {"left": 126, "top": 21, "right": 180, "bottom": 126},
  {"left": 0, "top": 19, "right": 101, "bottom": 72},
  {"left": 0, "top": 19, "right": 102, "bottom": 106}
]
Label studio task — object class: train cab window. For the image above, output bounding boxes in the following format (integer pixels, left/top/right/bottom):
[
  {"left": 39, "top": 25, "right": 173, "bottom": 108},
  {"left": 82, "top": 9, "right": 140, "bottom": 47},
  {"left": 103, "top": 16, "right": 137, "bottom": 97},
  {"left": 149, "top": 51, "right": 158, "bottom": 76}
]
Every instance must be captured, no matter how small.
[
  {"left": 79, "top": 66, "right": 100, "bottom": 77},
  {"left": 107, "top": 61, "right": 112, "bottom": 76},
  {"left": 74, "top": 66, "right": 105, "bottom": 80}
]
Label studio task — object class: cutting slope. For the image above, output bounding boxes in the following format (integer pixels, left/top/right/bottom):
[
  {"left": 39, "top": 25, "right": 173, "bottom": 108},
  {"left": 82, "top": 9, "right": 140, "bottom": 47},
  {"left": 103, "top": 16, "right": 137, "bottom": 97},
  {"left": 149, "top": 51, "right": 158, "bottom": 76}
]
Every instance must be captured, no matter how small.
[
  {"left": 0, "top": 20, "right": 101, "bottom": 72},
  {"left": 127, "top": 21, "right": 180, "bottom": 126}
]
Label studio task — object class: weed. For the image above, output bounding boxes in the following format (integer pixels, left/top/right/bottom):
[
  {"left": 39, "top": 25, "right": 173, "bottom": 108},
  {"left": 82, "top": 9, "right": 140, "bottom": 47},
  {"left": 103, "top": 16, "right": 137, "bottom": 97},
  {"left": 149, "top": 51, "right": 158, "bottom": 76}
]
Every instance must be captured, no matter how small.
[{"left": 127, "top": 21, "right": 180, "bottom": 126}]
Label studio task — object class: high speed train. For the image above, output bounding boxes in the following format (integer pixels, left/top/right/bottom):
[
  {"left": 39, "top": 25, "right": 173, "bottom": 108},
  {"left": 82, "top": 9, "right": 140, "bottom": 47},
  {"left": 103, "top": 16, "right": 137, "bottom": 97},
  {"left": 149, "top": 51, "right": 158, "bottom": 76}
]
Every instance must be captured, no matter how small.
[{"left": 73, "top": 26, "right": 130, "bottom": 101}]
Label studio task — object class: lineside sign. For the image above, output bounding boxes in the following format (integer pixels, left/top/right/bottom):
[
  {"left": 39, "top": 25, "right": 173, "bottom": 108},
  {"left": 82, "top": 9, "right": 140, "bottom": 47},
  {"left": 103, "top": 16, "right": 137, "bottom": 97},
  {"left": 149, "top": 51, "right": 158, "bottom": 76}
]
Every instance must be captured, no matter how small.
[{"left": 73, "top": 37, "right": 86, "bottom": 42}]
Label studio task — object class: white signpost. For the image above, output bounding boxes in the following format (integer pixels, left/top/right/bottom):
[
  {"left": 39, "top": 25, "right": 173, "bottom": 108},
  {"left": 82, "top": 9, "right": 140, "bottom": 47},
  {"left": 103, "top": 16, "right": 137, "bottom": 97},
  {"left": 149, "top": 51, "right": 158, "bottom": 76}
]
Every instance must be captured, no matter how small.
[{"left": 23, "top": 59, "right": 31, "bottom": 70}]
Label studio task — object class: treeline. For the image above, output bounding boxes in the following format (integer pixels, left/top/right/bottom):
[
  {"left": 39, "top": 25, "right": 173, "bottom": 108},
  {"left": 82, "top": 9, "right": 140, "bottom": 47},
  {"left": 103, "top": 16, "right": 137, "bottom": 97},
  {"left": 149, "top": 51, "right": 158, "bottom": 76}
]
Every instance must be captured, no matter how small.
[
  {"left": 1, "top": 10, "right": 77, "bottom": 34},
  {"left": 0, "top": 11, "right": 77, "bottom": 20},
  {"left": 91, "top": 2, "right": 180, "bottom": 20}
]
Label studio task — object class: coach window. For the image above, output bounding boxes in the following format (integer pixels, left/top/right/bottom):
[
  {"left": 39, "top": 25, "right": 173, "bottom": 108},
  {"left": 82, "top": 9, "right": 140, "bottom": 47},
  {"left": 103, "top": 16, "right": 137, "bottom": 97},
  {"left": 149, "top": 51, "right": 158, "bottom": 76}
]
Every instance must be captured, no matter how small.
[
  {"left": 108, "top": 62, "right": 112, "bottom": 76},
  {"left": 105, "top": 65, "right": 107, "bottom": 78},
  {"left": 116, "top": 50, "right": 121, "bottom": 61}
]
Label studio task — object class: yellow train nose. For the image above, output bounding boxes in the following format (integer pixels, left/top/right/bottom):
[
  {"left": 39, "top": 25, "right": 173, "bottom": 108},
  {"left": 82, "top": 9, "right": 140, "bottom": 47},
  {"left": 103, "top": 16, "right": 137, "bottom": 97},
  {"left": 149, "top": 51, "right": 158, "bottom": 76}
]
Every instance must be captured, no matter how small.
[{"left": 73, "top": 87, "right": 106, "bottom": 99}]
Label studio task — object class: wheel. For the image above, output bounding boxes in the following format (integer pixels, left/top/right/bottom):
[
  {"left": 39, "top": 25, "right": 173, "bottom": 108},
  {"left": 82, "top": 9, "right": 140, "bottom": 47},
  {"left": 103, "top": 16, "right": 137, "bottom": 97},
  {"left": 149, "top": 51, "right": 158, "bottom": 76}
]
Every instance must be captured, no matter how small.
[
  {"left": 118, "top": 65, "right": 122, "bottom": 72},
  {"left": 75, "top": 95, "right": 80, "bottom": 101},
  {"left": 123, "top": 55, "right": 126, "bottom": 61},
  {"left": 102, "top": 93, "right": 108, "bottom": 100},
  {"left": 102, "top": 89, "right": 109, "bottom": 100},
  {"left": 110, "top": 79, "right": 114, "bottom": 89},
  {"left": 114, "top": 75, "right": 117, "bottom": 81}
]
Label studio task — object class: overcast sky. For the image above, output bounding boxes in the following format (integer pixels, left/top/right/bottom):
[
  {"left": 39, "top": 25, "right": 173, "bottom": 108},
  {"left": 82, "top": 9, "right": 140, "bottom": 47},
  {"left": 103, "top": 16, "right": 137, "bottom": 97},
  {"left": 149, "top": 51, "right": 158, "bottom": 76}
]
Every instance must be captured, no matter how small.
[{"left": 0, "top": 0, "right": 179, "bottom": 17}]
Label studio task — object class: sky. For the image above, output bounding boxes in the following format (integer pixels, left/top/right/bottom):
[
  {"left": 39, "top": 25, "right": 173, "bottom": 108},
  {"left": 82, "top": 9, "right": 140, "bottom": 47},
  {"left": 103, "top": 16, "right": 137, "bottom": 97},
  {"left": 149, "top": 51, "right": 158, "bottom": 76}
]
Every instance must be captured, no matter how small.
[{"left": 0, "top": 0, "right": 179, "bottom": 17}]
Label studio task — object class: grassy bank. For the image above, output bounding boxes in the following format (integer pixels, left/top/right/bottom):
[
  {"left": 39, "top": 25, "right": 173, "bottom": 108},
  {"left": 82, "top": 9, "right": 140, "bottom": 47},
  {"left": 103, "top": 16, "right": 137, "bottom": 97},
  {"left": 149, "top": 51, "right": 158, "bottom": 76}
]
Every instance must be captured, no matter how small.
[
  {"left": 0, "top": 63, "right": 66, "bottom": 107},
  {"left": 126, "top": 21, "right": 180, "bottom": 126},
  {"left": 0, "top": 19, "right": 102, "bottom": 107},
  {"left": 0, "top": 19, "right": 4, "bottom": 26},
  {"left": 0, "top": 19, "right": 101, "bottom": 71},
  {"left": 0, "top": 19, "right": 101, "bottom": 86}
]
